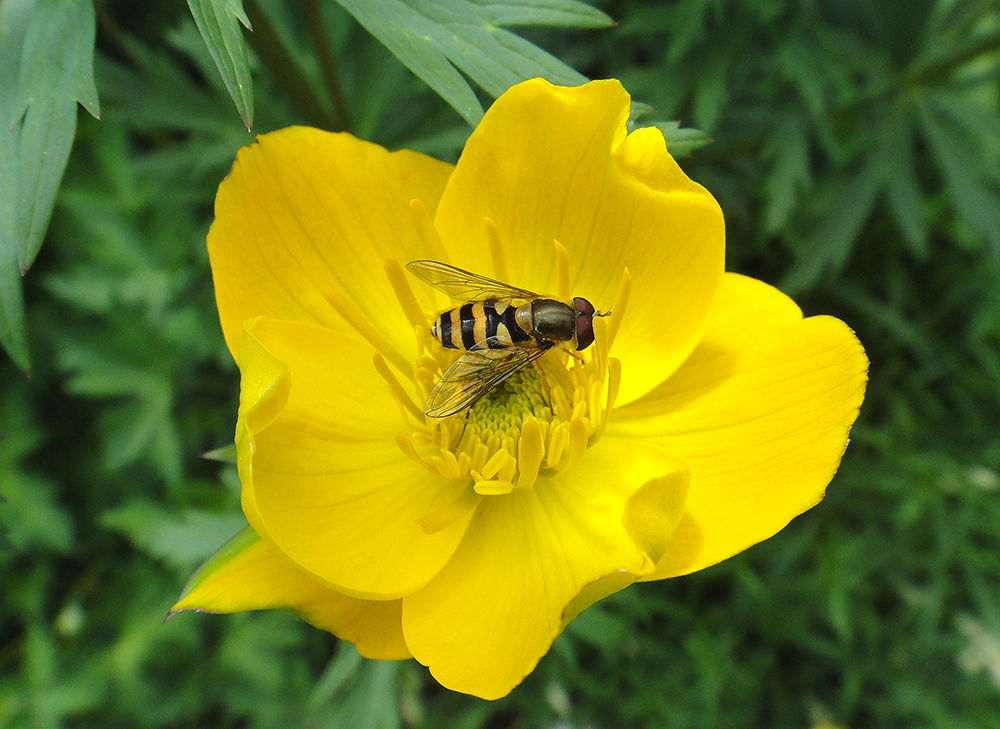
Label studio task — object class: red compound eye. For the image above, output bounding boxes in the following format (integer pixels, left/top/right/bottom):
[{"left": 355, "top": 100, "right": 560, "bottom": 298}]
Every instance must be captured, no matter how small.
[{"left": 573, "top": 297, "right": 596, "bottom": 350}]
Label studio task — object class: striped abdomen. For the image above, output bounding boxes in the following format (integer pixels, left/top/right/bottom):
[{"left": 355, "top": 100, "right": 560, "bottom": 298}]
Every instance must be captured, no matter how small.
[{"left": 432, "top": 301, "right": 534, "bottom": 350}]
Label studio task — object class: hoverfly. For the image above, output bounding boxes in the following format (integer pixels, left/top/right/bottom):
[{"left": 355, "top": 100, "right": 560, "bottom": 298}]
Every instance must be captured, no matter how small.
[{"left": 406, "top": 260, "right": 603, "bottom": 418}]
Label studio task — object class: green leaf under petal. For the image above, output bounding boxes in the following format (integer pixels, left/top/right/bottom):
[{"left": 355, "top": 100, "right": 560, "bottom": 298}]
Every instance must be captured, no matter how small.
[
  {"left": 187, "top": 0, "right": 255, "bottom": 130},
  {"left": 0, "top": 0, "right": 100, "bottom": 371},
  {"left": 334, "top": 0, "right": 599, "bottom": 124},
  {"left": 651, "top": 120, "right": 713, "bottom": 158}
]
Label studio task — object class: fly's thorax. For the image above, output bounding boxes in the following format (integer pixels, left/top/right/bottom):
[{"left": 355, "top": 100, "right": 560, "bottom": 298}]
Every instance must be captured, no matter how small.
[{"left": 530, "top": 299, "right": 576, "bottom": 342}]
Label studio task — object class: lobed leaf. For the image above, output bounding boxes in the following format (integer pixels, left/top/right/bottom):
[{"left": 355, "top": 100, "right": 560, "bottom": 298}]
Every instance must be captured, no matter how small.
[
  {"left": 469, "top": 0, "right": 614, "bottom": 28},
  {"left": 187, "top": 0, "right": 255, "bottom": 130},
  {"left": 0, "top": 0, "right": 100, "bottom": 371},
  {"left": 334, "top": 0, "right": 597, "bottom": 125}
]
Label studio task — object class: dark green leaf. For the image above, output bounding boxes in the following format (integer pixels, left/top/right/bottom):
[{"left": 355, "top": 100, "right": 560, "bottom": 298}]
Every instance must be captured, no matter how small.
[
  {"left": 763, "top": 110, "right": 811, "bottom": 234},
  {"left": 874, "top": 108, "right": 928, "bottom": 257},
  {"left": 187, "top": 0, "right": 254, "bottom": 129},
  {"left": 334, "top": 0, "right": 592, "bottom": 125},
  {"left": 782, "top": 161, "right": 881, "bottom": 294},
  {"left": 0, "top": 0, "right": 99, "bottom": 371},
  {"left": 918, "top": 92, "right": 1000, "bottom": 255}
]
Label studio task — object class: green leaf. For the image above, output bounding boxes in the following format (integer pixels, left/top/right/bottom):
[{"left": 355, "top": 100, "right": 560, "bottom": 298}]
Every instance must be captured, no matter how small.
[
  {"left": 0, "top": 0, "right": 100, "bottom": 371},
  {"left": 651, "top": 120, "right": 712, "bottom": 158},
  {"left": 628, "top": 105, "right": 712, "bottom": 158},
  {"left": 187, "top": 0, "right": 254, "bottom": 130},
  {"left": 873, "top": 108, "right": 928, "bottom": 258},
  {"left": 172, "top": 525, "right": 259, "bottom": 604},
  {"left": 101, "top": 502, "right": 249, "bottom": 573},
  {"left": 782, "top": 161, "right": 882, "bottom": 295},
  {"left": 334, "top": 0, "right": 594, "bottom": 125},
  {"left": 917, "top": 91, "right": 1000, "bottom": 255},
  {"left": 763, "top": 110, "right": 811, "bottom": 234},
  {"left": 468, "top": 0, "right": 614, "bottom": 28}
]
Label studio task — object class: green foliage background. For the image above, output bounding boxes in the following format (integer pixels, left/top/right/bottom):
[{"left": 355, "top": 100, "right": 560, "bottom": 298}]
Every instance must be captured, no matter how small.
[{"left": 3, "top": 0, "right": 1000, "bottom": 726}]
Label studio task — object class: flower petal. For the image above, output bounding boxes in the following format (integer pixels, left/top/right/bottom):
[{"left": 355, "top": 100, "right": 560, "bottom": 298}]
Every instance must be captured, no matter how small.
[
  {"left": 607, "top": 273, "right": 868, "bottom": 579},
  {"left": 433, "top": 79, "right": 724, "bottom": 405},
  {"left": 209, "top": 127, "right": 454, "bottom": 360},
  {"left": 237, "top": 317, "right": 472, "bottom": 599},
  {"left": 172, "top": 528, "right": 409, "bottom": 659},
  {"left": 401, "top": 441, "right": 688, "bottom": 699}
]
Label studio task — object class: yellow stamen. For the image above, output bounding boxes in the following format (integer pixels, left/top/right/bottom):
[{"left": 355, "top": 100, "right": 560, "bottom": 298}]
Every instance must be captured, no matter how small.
[
  {"left": 373, "top": 352, "right": 424, "bottom": 422},
  {"left": 563, "top": 417, "right": 589, "bottom": 472},
  {"left": 479, "top": 448, "right": 510, "bottom": 480},
  {"left": 485, "top": 217, "right": 509, "bottom": 282},
  {"left": 384, "top": 258, "right": 428, "bottom": 331},
  {"left": 515, "top": 415, "right": 543, "bottom": 489},
  {"left": 416, "top": 488, "right": 483, "bottom": 534},
  {"left": 592, "top": 314, "right": 610, "bottom": 386},
  {"left": 474, "top": 480, "right": 515, "bottom": 496},
  {"left": 588, "top": 357, "right": 621, "bottom": 447},
  {"left": 553, "top": 239, "right": 570, "bottom": 302},
  {"left": 545, "top": 422, "right": 569, "bottom": 468},
  {"left": 396, "top": 434, "right": 438, "bottom": 474},
  {"left": 606, "top": 267, "right": 631, "bottom": 350},
  {"left": 323, "top": 288, "right": 413, "bottom": 378},
  {"left": 409, "top": 199, "right": 448, "bottom": 260}
]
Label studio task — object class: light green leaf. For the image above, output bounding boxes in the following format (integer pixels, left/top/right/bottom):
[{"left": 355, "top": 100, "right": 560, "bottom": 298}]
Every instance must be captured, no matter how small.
[
  {"left": 101, "top": 502, "right": 249, "bottom": 573},
  {"left": 173, "top": 525, "right": 259, "bottom": 605},
  {"left": 628, "top": 105, "right": 712, "bottom": 158},
  {"left": 651, "top": 120, "right": 712, "bottom": 158},
  {"left": 468, "top": 0, "right": 613, "bottom": 28},
  {"left": 335, "top": 0, "right": 595, "bottom": 125},
  {"left": 0, "top": 0, "right": 100, "bottom": 371},
  {"left": 187, "top": 0, "right": 254, "bottom": 130}
]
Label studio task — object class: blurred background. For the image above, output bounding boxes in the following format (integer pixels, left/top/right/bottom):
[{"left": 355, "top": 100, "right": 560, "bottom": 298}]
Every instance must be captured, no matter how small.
[{"left": 2, "top": 0, "right": 1000, "bottom": 726}]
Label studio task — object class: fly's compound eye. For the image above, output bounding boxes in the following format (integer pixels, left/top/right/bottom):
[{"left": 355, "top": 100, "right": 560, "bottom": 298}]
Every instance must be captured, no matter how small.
[{"left": 573, "top": 297, "right": 596, "bottom": 350}]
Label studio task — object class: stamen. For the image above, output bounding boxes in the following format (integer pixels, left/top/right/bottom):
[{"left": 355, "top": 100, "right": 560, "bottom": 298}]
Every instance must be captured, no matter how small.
[
  {"left": 409, "top": 199, "right": 448, "bottom": 260},
  {"left": 589, "top": 357, "right": 622, "bottom": 447},
  {"left": 396, "top": 435, "right": 438, "bottom": 474},
  {"left": 479, "top": 448, "right": 510, "bottom": 480},
  {"left": 515, "top": 415, "right": 543, "bottom": 490},
  {"left": 563, "top": 417, "right": 589, "bottom": 472},
  {"left": 384, "top": 258, "right": 428, "bottom": 331},
  {"left": 592, "top": 315, "right": 610, "bottom": 385},
  {"left": 607, "top": 268, "right": 631, "bottom": 350},
  {"left": 485, "top": 218, "right": 509, "bottom": 282},
  {"left": 323, "top": 288, "right": 413, "bottom": 378},
  {"left": 553, "top": 239, "right": 570, "bottom": 302},
  {"left": 474, "top": 480, "right": 515, "bottom": 496},
  {"left": 416, "top": 488, "right": 483, "bottom": 534},
  {"left": 545, "top": 422, "right": 569, "bottom": 468},
  {"left": 373, "top": 352, "right": 425, "bottom": 422}
]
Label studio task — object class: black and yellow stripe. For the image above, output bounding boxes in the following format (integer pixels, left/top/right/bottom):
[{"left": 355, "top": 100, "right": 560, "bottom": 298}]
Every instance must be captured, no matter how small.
[{"left": 435, "top": 301, "right": 532, "bottom": 350}]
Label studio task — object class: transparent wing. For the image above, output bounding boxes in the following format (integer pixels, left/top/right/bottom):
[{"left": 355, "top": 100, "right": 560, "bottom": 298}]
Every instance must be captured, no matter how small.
[
  {"left": 424, "top": 347, "right": 546, "bottom": 418},
  {"left": 407, "top": 260, "right": 538, "bottom": 304}
]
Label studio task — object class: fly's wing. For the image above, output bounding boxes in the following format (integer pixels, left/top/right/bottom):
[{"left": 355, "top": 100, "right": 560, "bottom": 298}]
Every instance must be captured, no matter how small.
[
  {"left": 407, "top": 260, "right": 538, "bottom": 304},
  {"left": 424, "top": 347, "right": 546, "bottom": 418}
]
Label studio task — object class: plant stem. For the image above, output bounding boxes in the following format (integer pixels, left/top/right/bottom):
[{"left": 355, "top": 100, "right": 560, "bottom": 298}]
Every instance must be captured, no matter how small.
[
  {"left": 301, "top": 0, "right": 351, "bottom": 133},
  {"left": 242, "top": 0, "right": 334, "bottom": 130}
]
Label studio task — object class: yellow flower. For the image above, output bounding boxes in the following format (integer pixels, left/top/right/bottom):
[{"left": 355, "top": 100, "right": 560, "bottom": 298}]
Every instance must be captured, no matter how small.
[{"left": 173, "top": 79, "right": 867, "bottom": 699}]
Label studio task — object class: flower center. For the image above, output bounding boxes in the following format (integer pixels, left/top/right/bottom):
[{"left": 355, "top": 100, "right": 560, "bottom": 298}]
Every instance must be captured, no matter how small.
[
  {"left": 408, "top": 335, "right": 619, "bottom": 498},
  {"left": 327, "top": 207, "right": 630, "bottom": 533}
]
